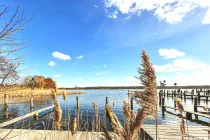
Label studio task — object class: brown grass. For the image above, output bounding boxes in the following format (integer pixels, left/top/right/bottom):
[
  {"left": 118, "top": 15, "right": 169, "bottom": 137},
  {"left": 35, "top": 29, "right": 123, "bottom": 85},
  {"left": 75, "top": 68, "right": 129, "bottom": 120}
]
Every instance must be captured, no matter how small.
[
  {"left": 0, "top": 88, "right": 84, "bottom": 98},
  {"left": 52, "top": 90, "right": 62, "bottom": 131}
]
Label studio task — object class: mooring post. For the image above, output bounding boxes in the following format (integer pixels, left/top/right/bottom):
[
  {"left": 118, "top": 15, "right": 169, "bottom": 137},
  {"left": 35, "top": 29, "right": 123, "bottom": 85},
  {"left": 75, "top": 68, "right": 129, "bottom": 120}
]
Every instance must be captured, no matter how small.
[
  {"left": 194, "top": 97, "right": 198, "bottom": 119},
  {"left": 194, "top": 97, "right": 198, "bottom": 112},
  {"left": 131, "top": 97, "right": 133, "bottom": 110},
  {"left": 186, "top": 112, "right": 192, "bottom": 120},
  {"left": 184, "top": 91, "right": 186, "bottom": 102},
  {"left": 162, "top": 97, "right": 165, "bottom": 117},
  {"left": 76, "top": 96, "right": 80, "bottom": 108},
  {"left": 4, "top": 94, "right": 8, "bottom": 107},
  {"left": 30, "top": 97, "right": 34, "bottom": 112},
  {"left": 198, "top": 91, "right": 200, "bottom": 104},
  {"left": 4, "top": 94, "right": 8, "bottom": 119},
  {"left": 106, "top": 96, "right": 108, "bottom": 104},
  {"left": 159, "top": 91, "right": 162, "bottom": 105}
]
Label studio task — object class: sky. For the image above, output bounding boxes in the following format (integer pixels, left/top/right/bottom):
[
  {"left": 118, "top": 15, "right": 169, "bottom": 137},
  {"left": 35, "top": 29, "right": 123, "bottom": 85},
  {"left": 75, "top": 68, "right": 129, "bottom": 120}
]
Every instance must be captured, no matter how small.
[{"left": 1, "top": 0, "right": 210, "bottom": 87}]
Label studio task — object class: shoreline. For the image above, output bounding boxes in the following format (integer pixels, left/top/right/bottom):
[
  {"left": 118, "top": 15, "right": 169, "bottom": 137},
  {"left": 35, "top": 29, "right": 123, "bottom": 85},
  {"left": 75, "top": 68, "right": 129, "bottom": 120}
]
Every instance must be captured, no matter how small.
[{"left": 0, "top": 89, "right": 84, "bottom": 98}]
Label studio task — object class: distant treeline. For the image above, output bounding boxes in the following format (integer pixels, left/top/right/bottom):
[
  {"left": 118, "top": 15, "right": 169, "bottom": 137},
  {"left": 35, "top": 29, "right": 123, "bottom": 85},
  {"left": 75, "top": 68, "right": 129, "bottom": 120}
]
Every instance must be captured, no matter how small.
[{"left": 59, "top": 85, "right": 210, "bottom": 90}]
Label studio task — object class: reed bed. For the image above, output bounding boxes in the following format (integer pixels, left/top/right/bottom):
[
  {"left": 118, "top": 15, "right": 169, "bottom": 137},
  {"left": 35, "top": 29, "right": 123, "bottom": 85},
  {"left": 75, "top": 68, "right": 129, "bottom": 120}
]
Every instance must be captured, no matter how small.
[{"left": 0, "top": 89, "right": 84, "bottom": 98}]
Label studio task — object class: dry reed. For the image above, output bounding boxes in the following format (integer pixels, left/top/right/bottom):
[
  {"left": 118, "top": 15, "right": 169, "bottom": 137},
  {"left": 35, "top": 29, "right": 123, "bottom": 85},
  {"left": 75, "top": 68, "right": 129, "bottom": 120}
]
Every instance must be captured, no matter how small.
[
  {"left": 71, "top": 117, "right": 77, "bottom": 135},
  {"left": 175, "top": 97, "right": 185, "bottom": 140},
  {"left": 63, "top": 91, "right": 66, "bottom": 101},
  {"left": 92, "top": 102, "right": 99, "bottom": 132},
  {"left": 52, "top": 90, "right": 62, "bottom": 131}
]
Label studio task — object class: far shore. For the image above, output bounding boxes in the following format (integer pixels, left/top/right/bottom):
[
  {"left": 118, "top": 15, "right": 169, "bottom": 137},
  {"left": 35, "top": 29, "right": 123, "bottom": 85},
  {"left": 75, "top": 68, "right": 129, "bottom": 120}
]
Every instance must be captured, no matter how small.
[
  {"left": 59, "top": 85, "right": 210, "bottom": 90},
  {"left": 0, "top": 88, "right": 84, "bottom": 98}
]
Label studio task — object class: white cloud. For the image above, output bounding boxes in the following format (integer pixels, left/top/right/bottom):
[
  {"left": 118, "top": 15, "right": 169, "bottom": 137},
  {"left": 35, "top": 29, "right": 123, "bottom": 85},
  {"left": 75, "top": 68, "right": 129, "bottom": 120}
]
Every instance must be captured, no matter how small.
[
  {"left": 78, "top": 77, "right": 84, "bottom": 81},
  {"left": 104, "top": 0, "right": 210, "bottom": 24},
  {"left": 53, "top": 74, "right": 60, "bottom": 78},
  {"left": 48, "top": 61, "right": 56, "bottom": 66},
  {"left": 159, "top": 49, "right": 185, "bottom": 59},
  {"left": 94, "top": 66, "right": 100, "bottom": 68},
  {"left": 104, "top": 65, "right": 107, "bottom": 67},
  {"left": 96, "top": 71, "right": 107, "bottom": 76},
  {"left": 124, "top": 76, "right": 136, "bottom": 81},
  {"left": 108, "top": 10, "right": 118, "bottom": 19},
  {"left": 202, "top": 8, "right": 210, "bottom": 24},
  {"left": 154, "top": 59, "right": 207, "bottom": 72},
  {"left": 76, "top": 55, "right": 83, "bottom": 59},
  {"left": 52, "top": 51, "right": 71, "bottom": 60},
  {"left": 94, "top": 5, "right": 99, "bottom": 8}
]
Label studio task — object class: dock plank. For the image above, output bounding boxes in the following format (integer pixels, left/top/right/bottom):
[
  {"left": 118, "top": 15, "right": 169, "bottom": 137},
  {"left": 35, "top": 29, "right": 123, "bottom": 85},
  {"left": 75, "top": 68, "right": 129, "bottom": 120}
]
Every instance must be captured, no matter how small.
[{"left": 143, "top": 125, "right": 209, "bottom": 140}]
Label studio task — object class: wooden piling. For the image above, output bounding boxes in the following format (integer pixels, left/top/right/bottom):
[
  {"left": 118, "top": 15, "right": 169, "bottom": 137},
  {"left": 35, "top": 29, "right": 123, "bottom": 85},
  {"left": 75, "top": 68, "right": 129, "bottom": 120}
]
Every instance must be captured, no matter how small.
[
  {"left": 186, "top": 112, "right": 192, "bottom": 120},
  {"left": 162, "top": 97, "right": 165, "bottom": 117},
  {"left": 4, "top": 94, "right": 8, "bottom": 107},
  {"left": 131, "top": 97, "right": 133, "bottom": 110},
  {"left": 106, "top": 97, "right": 108, "bottom": 104},
  {"left": 184, "top": 91, "right": 186, "bottom": 102},
  {"left": 198, "top": 91, "right": 200, "bottom": 104},
  {"left": 194, "top": 97, "right": 198, "bottom": 119},
  {"left": 159, "top": 92, "right": 162, "bottom": 105},
  {"left": 76, "top": 96, "right": 80, "bottom": 109},
  {"left": 30, "top": 97, "right": 34, "bottom": 112}
]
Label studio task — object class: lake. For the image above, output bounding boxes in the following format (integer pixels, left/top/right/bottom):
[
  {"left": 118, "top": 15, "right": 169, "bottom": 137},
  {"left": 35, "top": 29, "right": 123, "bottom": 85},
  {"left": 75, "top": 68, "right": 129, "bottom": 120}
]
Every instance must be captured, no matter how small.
[{"left": 0, "top": 89, "right": 208, "bottom": 130}]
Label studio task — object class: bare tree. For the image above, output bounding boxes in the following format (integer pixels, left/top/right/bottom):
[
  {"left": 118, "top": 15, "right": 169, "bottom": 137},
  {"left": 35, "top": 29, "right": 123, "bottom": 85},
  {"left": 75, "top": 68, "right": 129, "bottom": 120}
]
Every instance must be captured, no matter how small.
[{"left": 0, "top": 6, "right": 35, "bottom": 87}]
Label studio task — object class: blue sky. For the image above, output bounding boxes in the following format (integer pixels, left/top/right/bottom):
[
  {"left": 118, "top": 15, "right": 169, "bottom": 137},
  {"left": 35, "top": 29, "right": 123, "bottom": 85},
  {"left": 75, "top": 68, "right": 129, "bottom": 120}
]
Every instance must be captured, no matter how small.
[{"left": 2, "top": 0, "right": 210, "bottom": 87}]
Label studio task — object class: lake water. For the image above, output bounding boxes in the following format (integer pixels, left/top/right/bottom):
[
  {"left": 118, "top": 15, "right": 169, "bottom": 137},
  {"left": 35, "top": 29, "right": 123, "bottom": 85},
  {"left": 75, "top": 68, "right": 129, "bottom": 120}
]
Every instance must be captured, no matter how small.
[{"left": 0, "top": 89, "right": 209, "bottom": 130}]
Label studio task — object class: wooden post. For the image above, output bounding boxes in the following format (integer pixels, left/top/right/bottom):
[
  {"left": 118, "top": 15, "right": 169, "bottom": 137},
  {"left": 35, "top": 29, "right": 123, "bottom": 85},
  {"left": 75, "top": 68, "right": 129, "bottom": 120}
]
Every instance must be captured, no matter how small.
[
  {"left": 206, "top": 96, "right": 208, "bottom": 104},
  {"left": 198, "top": 91, "right": 200, "bottom": 104},
  {"left": 174, "top": 90, "right": 176, "bottom": 97},
  {"left": 194, "top": 97, "right": 198, "bottom": 112},
  {"left": 30, "top": 97, "right": 34, "bottom": 112},
  {"left": 106, "top": 97, "right": 108, "bottom": 104},
  {"left": 4, "top": 94, "right": 8, "bottom": 120},
  {"left": 130, "top": 97, "right": 133, "bottom": 110},
  {"left": 184, "top": 91, "right": 186, "bottom": 102},
  {"left": 162, "top": 97, "right": 165, "bottom": 117},
  {"left": 76, "top": 96, "right": 80, "bottom": 109},
  {"left": 172, "top": 91, "right": 174, "bottom": 98},
  {"left": 166, "top": 90, "right": 169, "bottom": 98},
  {"left": 159, "top": 91, "right": 162, "bottom": 105},
  {"left": 4, "top": 94, "right": 8, "bottom": 107},
  {"left": 186, "top": 112, "right": 192, "bottom": 120}
]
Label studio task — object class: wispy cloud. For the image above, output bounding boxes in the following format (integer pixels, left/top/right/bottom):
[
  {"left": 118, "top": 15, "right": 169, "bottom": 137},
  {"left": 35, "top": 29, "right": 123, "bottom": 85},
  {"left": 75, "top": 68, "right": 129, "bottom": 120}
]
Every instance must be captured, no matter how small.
[
  {"left": 76, "top": 55, "right": 83, "bottom": 59},
  {"left": 53, "top": 74, "right": 61, "bottom": 78},
  {"left": 107, "top": 10, "right": 118, "bottom": 19},
  {"left": 48, "top": 61, "right": 56, "bottom": 66},
  {"left": 78, "top": 77, "right": 84, "bottom": 81},
  {"left": 94, "top": 5, "right": 99, "bottom": 8},
  {"left": 159, "top": 49, "right": 185, "bottom": 59},
  {"left": 94, "top": 66, "right": 100, "bottom": 68},
  {"left": 52, "top": 51, "right": 71, "bottom": 60},
  {"left": 96, "top": 71, "right": 107, "bottom": 76},
  {"left": 104, "top": 0, "right": 210, "bottom": 24},
  {"left": 104, "top": 65, "right": 107, "bottom": 67}
]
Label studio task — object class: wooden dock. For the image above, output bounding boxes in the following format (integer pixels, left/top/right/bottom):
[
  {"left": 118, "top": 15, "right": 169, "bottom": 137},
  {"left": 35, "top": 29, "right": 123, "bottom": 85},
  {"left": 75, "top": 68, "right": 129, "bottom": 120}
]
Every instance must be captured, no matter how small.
[
  {"left": 0, "top": 129, "right": 118, "bottom": 140},
  {"left": 143, "top": 125, "right": 210, "bottom": 140}
]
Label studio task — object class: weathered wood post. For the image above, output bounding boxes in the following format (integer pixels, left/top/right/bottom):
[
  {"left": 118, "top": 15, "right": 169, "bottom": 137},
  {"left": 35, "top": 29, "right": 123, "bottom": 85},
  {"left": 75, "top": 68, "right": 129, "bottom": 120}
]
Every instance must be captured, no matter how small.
[
  {"left": 180, "top": 90, "right": 183, "bottom": 100},
  {"left": 184, "top": 91, "right": 186, "bottom": 102},
  {"left": 4, "top": 94, "right": 8, "bottom": 107},
  {"left": 162, "top": 97, "right": 165, "bottom": 117},
  {"left": 159, "top": 91, "right": 162, "bottom": 105},
  {"left": 194, "top": 97, "right": 198, "bottom": 119},
  {"left": 76, "top": 96, "right": 80, "bottom": 128},
  {"left": 174, "top": 90, "right": 177, "bottom": 97},
  {"left": 172, "top": 90, "right": 174, "bottom": 98},
  {"left": 106, "top": 97, "right": 108, "bottom": 104},
  {"left": 30, "top": 97, "right": 34, "bottom": 112},
  {"left": 186, "top": 112, "right": 192, "bottom": 120},
  {"left": 166, "top": 90, "right": 169, "bottom": 98},
  {"left": 131, "top": 97, "right": 133, "bottom": 110},
  {"left": 198, "top": 91, "right": 200, "bottom": 104},
  {"left": 4, "top": 94, "right": 8, "bottom": 119},
  {"left": 206, "top": 95, "right": 208, "bottom": 104}
]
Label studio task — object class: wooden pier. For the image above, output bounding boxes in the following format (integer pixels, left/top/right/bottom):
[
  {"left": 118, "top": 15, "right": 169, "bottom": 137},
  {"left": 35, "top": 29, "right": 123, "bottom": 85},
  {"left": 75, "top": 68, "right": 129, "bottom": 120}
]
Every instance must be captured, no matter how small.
[{"left": 143, "top": 125, "right": 210, "bottom": 140}]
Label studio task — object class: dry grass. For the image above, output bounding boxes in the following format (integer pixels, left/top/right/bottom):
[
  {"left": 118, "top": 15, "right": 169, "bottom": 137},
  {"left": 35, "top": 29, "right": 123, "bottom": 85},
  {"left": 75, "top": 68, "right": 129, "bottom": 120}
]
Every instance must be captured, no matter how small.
[
  {"left": 174, "top": 97, "right": 185, "bottom": 140},
  {"left": 52, "top": 90, "right": 62, "bottom": 131},
  {"left": 0, "top": 88, "right": 84, "bottom": 98}
]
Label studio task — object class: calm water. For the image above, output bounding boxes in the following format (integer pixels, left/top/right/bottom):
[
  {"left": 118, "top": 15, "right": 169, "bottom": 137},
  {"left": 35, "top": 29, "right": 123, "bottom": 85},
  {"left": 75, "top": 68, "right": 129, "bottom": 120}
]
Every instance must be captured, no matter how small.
[{"left": 0, "top": 89, "right": 209, "bottom": 130}]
